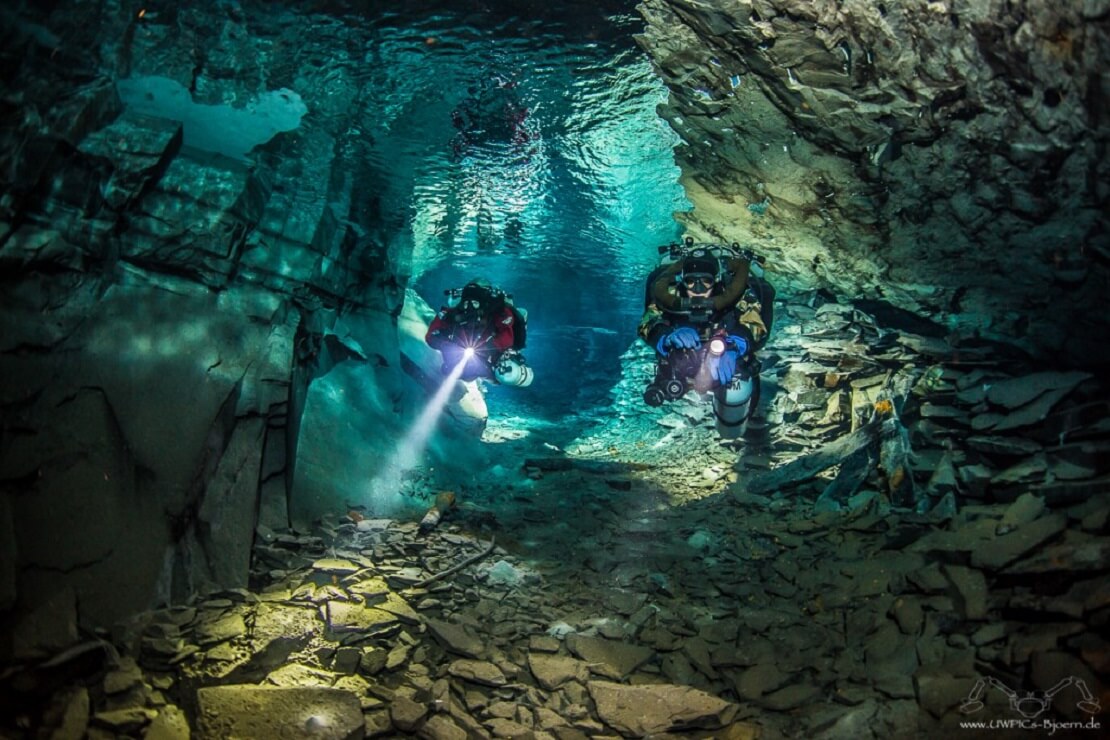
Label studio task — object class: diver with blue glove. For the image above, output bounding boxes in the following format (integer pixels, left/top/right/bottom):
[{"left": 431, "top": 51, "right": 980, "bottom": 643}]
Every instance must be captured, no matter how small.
[{"left": 638, "top": 238, "right": 775, "bottom": 438}]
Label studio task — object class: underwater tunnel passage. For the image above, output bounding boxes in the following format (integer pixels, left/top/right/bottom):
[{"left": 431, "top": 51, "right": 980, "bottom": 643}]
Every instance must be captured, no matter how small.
[{"left": 0, "top": 0, "right": 1107, "bottom": 738}]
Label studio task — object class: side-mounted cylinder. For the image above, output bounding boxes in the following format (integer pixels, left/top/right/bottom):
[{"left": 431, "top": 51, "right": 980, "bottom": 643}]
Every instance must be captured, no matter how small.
[
  {"left": 493, "top": 351, "right": 534, "bottom": 387},
  {"left": 713, "top": 372, "right": 757, "bottom": 439}
]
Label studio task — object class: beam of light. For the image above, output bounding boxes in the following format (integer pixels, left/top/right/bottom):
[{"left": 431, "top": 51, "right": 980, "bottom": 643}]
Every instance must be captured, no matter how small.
[{"left": 364, "top": 351, "right": 471, "bottom": 514}]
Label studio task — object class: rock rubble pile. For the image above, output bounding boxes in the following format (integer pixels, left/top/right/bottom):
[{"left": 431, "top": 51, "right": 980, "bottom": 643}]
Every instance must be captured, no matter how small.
[{"left": 4, "top": 292, "right": 1105, "bottom": 739}]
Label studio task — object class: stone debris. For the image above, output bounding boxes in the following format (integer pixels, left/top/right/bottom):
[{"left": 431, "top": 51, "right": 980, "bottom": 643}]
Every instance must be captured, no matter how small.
[
  {"left": 588, "top": 681, "right": 738, "bottom": 735},
  {"left": 425, "top": 618, "right": 485, "bottom": 659},
  {"left": 527, "top": 653, "right": 589, "bottom": 690},
  {"left": 565, "top": 634, "right": 654, "bottom": 680},
  {"left": 1, "top": 296, "right": 1106, "bottom": 740},
  {"left": 446, "top": 659, "right": 507, "bottom": 687},
  {"left": 145, "top": 704, "right": 191, "bottom": 740},
  {"left": 197, "top": 685, "right": 363, "bottom": 739}
]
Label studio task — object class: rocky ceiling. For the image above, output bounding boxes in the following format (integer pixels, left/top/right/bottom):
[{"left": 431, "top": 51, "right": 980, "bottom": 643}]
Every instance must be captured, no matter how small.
[{"left": 638, "top": 0, "right": 1109, "bottom": 366}]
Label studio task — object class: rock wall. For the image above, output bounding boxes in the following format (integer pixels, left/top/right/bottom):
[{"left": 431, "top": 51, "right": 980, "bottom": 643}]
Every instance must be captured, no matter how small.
[
  {"left": 0, "top": 2, "right": 447, "bottom": 642},
  {"left": 636, "top": 0, "right": 1109, "bottom": 363}
]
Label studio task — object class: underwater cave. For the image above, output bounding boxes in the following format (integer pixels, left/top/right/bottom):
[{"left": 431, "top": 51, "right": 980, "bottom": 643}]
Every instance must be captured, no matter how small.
[{"left": 1, "top": 0, "right": 1108, "bottom": 737}]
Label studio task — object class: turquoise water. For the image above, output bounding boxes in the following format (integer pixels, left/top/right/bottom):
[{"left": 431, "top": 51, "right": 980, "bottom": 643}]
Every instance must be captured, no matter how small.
[{"left": 328, "top": 3, "right": 691, "bottom": 417}]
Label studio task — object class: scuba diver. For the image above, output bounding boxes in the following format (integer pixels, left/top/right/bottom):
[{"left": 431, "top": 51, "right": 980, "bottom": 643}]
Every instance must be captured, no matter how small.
[
  {"left": 425, "top": 278, "right": 534, "bottom": 387},
  {"left": 638, "top": 237, "right": 775, "bottom": 438},
  {"left": 450, "top": 73, "right": 534, "bottom": 159}
]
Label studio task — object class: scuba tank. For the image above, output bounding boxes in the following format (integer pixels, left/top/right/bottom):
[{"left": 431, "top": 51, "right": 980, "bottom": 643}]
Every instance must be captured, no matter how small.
[
  {"left": 713, "top": 363, "right": 759, "bottom": 440},
  {"left": 493, "top": 350, "right": 533, "bottom": 387}
]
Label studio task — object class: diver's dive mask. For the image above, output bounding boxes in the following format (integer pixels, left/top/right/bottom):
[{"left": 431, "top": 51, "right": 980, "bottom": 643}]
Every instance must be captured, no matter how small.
[{"left": 682, "top": 274, "right": 715, "bottom": 292}]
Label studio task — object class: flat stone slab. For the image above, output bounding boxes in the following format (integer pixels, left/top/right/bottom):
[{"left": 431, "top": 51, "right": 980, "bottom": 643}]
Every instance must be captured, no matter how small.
[
  {"left": 734, "top": 663, "right": 788, "bottom": 700},
  {"left": 528, "top": 652, "right": 589, "bottom": 690},
  {"left": 145, "top": 703, "right": 190, "bottom": 740},
  {"left": 195, "top": 613, "right": 247, "bottom": 645},
  {"left": 425, "top": 618, "right": 484, "bottom": 658},
  {"left": 985, "top": 371, "right": 1091, "bottom": 409},
  {"left": 759, "top": 682, "right": 822, "bottom": 710},
  {"left": 265, "top": 663, "right": 339, "bottom": 688},
  {"left": 104, "top": 656, "right": 144, "bottom": 694},
  {"left": 390, "top": 695, "right": 426, "bottom": 733},
  {"left": 374, "top": 593, "right": 421, "bottom": 625},
  {"left": 997, "top": 493, "right": 1046, "bottom": 534},
  {"left": 312, "top": 558, "right": 361, "bottom": 574},
  {"left": 942, "top": 565, "right": 988, "bottom": 620},
  {"left": 91, "top": 707, "right": 157, "bottom": 734},
  {"left": 325, "top": 601, "right": 399, "bottom": 633},
  {"left": 971, "top": 514, "right": 1068, "bottom": 570},
  {"left": 447, "top": 659, "right": 507, "bottom": 687},
  {"left": 566, "top": 634, "right": 654, "bottom": 679},
  {"left": 253, "top": 603, "right": 321, "bottom": 645},
  {"left": 346, "top": 576, "right": 390, "bottom": 602},
  {"left": 198, "top": 686, "right": 362, "bottom": 739},
  {"left": 588, "top": 681, "right": 737, "bottom": 736}
]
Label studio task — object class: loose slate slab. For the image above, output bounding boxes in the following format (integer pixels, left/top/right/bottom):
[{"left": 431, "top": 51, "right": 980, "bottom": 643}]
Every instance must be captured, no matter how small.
[
  {"left": 985, "top": 371, "right": 1091, "bottom": 409},
  {"left": 744, "top": 421, "right": 879, "bottom": 495},
  {"left": 528, "top": 635, "right": 560, "bottom": 653},
  {"left": 374, "top": 593, "right": 421, "bottom": 625},
  {"left": 325, "top": 601, "right": 399, "bottom": 633},
  {"left": 425, "top": 618, "right": 484, "bottom": 658},
  {"left": 104, "top": 656, "right": 144, "bottom": 694},
  {"left": 566, "top": 634, "right": 654, "bottom": 680},
  {"left": 967, "top": 435, "right": 1041, "bottom": 456},
  {"left": 312, "top": 558, "right": 361, "bottom": 575},
  {"left": 992, "top": 387, "right": 1075, "bottom": 432},
  {"left": 346, "top": 576, "right": 389, "bottom": 603},
  {"left": 759, "top": 682, "right": 823, "bottom": 711},
  {"left": 251, "top": 603, "right": 320, "bottom": 649},
  {"left": 942, "top": 565, "right": 988, "bottom": 620},
  {"left": 265, "top": 663, "right": 339, "bottom": 688},
  {"left": 145, "top": 704, "right": 190, "bottom": 740},
  {"left": 733, "top": 663, "right": 788, "bottom": 700},
  {"left": 422, "top": 714, "right": 468, "bottom": 740},
  {"left": 971, "top": 514, "right": 1068, "bottom": 570},
  {"left": 197, "top": 686, "right": 362, "bottom": 740},
  {"left": 528, "top": 653, "right": 589, "bottom": 690},
  {"left": 814, "top": 445, "right": 876, "bottom": 512},
  {"left": 447, "top": 659, "right": 507, "bottom": 687},
  {"left": 588, "top": 681, "right": 737, "bottom": 736},
  {"left": 390, "top": 695, "right": 427, "bottom": 733},
  {"left": 1001, "top": 536, "right": 1110, "bottom": 575},
  {"left": 486, "top": 718, "right": 535, "bottom": 738},
  {"left": 91, "top": 707, "right": 157, "bottom": 734},
  {"left": 997, "top": 494, "right": 1046, "bottom": 535},
  {"left": 195, "top": 613, "right": 247, "bottom": 645}
]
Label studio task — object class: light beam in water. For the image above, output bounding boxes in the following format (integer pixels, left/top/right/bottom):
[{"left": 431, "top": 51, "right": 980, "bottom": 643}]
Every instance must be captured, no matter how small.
[{"left": 365, "top": 351, "right": 471, "bottom": 513}]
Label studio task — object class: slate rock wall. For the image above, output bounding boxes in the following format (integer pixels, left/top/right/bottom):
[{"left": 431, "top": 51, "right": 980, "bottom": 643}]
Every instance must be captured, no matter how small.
[
  {"left": 636, "top": 0, "right": 1109, "bottom": 363},
  {"left": 0, "top": 2, "right": 435, "bottom": 642}
]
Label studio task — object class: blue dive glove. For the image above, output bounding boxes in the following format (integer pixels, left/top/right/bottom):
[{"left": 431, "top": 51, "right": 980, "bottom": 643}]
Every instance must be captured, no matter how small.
[
  {"left": 656, "top": 326, "right": 701, "bottom": 355},
  {"left": 726, "top": 334, "right": 748, "bottom": 356},
  {"left": 711, "top": 335, "right": 749, "bottom": 385},
  {"left": 712, "top": 350, "right": 739, "bottom": 385}
]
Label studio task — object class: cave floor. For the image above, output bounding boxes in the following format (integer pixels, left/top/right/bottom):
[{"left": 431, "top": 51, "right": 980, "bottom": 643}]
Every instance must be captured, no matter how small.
[{"left": 11, "top": 294, "right": 1109, "bottom": 739}]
